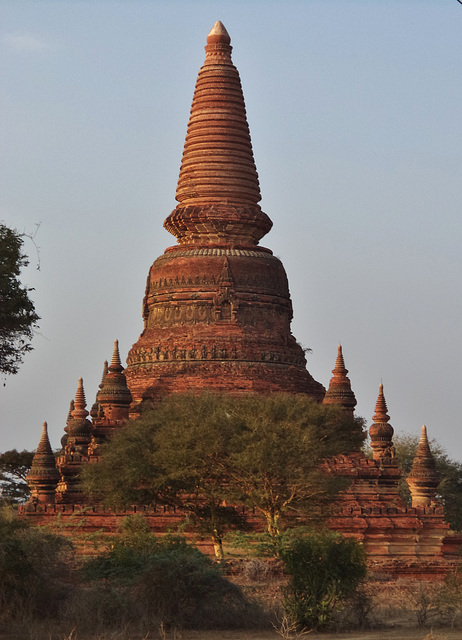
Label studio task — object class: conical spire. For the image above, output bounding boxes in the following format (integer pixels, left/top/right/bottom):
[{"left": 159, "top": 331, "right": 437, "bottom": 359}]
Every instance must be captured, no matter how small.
[
  {"left": 407, "top": 425, "right": 440, "bottom": 507},
  {"left": 323, "top": 345, "right": 357, "bottom": 416},
  {"left": 100, "top": 360, "right": 109, "bottom": 387},
  {"left": 36, "top": 420, "right": 54, "bottom": 456},
  {"left": 60, "top": 399, "right": 74, "bottom": 448},
  {"left": 164, "top": 21, "right": 272, "bottom": 246},
  {"left": 65, "top": 378, "right": 91, "bottom": 440},
  {"left": 125, "top": 22, "right": 326, "bottom": 404},
  {"left": 72, "top": 377, "right": 89, "bottom": 420},
  {"left": 108, "top": 339, "right": 123, "bottom": 373},
  {"left": 95, "top": 340, "right": 132, "bottom": 423},
  {"left": 27, "top": 422, "right": 60, "bottom": 503},
  {"left": 91, "top": 361, "right": 108, "bottom": 419},
  {"left": 369, "top": 383, "right": 395, "bottom": 460},
  {"left": 372, "top": 383, "right": 390, "bottom": 424}
]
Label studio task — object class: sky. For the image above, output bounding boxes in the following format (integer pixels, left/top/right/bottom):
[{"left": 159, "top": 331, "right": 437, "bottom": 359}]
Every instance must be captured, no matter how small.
[{"left": 2, "top": 1, "right": 462, "bottom": 462}]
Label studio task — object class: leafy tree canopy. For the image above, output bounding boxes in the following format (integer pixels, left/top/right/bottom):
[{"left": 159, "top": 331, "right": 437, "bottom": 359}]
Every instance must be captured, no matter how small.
[
  {"left": 0, "top": 449, "right": 34, "bottom": 505},
  {"left": 394, "top": 432, "right": 462, "bottom": 532},
  {"left": 82, "top": 392, "right": 365, "bottom": 554},
  {"left": 0, "top": 223, "right": 40, "bottom": 376}
]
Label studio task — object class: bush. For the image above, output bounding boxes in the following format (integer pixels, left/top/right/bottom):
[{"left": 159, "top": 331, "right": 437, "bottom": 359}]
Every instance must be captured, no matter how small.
[
  {"left": 0, "top": 506, "right": 73, "bottom": 623},
  {"left": 279, "top": 531, "right": 367, "bottom": 630},
  {"left": 78, "top": 515, "right": 263, "bottom": 630}
]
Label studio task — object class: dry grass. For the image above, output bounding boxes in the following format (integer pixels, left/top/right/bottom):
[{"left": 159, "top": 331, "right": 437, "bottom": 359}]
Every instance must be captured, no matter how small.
[{"left": 3, "top": 629, "right": 462, "bottom": 640}]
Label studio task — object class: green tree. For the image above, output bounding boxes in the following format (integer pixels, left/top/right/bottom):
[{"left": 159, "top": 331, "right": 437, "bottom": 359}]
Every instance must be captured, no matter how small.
[
  {"left": 225, "top": 394, "right": 365, "bottom": 537},
  {"left": 394, "top": 433, "right": 462, "bottom": 531},
  {"left": 0, "top": 449, "right": 33, "bottom": 504},
  {"left": 83, "top": 393, "right": 365, "bottom": 555},
  {"left": 83, "top": 393, "right": 245, "bottom": 559},
  {"left": 0, "top": 223, "right": 40, "bottom": 376},
  {"left": 280, "top": 531, "right": 367, "bottom": 630}
]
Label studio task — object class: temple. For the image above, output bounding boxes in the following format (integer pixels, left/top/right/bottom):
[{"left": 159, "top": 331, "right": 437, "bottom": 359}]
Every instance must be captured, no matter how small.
[{"left": 21, "top": 22, "right": 458, "bottom": 577}]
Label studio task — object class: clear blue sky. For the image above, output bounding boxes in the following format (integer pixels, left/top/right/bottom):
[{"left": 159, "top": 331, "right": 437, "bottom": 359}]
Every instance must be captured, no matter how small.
[{"left": 2, "top": 1, "right": 462, "bottom": 461}]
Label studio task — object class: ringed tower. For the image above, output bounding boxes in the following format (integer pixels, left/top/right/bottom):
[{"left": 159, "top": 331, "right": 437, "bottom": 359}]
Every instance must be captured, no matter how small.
[{"left": 125, "top": 21, "right": 324, "bottom": 404}]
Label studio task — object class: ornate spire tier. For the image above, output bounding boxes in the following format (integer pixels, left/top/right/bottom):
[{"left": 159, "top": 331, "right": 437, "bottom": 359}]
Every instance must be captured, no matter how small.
[
  {"left": 323, "top": 345, "right": 357, "bottom": 416},
  {"left": 27, "top": 422, "right": 60, "bottom": 503},
  {"left": 369, "top": 384, "right": 395, "bottom": 461},
  {"left": 407, "top": 425, "right": 440, "bottom": 507},
  {"left": 126, "top": 22, "right": 324, "bottom": 404},
  {"left": 164, "top": 21, "right": 272, "bottom": 247},
  {"left": 91, "top": 341, "right": 132, "bottom": 446},
  {"left": 56, "top": 378, "right": 92, "bottom": 503}
]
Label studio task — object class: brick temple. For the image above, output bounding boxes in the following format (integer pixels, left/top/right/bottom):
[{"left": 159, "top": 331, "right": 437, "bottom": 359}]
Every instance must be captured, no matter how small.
[{"left": 21, "top": 22, "right": 458, "bottom": 578}]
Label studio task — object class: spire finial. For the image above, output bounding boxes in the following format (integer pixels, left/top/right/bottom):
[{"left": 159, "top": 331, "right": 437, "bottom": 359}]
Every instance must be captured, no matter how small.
[
  {"left": 109, "top": 339, "right": 123, "bottom": 372},
  {"left": 72, "top": 378, "right": 89, "bottom": 419},
  {"left": 99, "top": 360, "right": 108, "bottom": 388},
  {"left": 323, "top": 344, "right": 357, "bottom": 418},
  {"left": 334, "top": 344, "right": 347, "bottom": 373},
  {"left": 369, "top": 383, "right": 394, "bottom": 461},
  {"left": 407, "top": 425, "right": 439, "bottom": 507},
  {"left": 373, "top": 383, "right": 390, "bottom": 424},
  {"left": 36, "top": 421, "right": 53, "bottom": 454},
  {"left": 207, "top": 21, "right": 231, "bottom": 45}
]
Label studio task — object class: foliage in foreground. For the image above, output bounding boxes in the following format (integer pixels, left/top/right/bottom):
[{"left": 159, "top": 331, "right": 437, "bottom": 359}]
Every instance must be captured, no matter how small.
[
  {"left": 82, "top": 392, "right": 365, "bottom": 555},
  {"left": 75, "top": 515, "right": 262, "bottom": 631},
  {"left": 279, "top": 531, "right": 367, "bottom": 630},
  {"left": 0, "top": 448, "right": 34, "bottom": 504},
  {"left": 0, "top": 512, "right": 264, "bottom": 635},
  {"left": 0, "top": 506, "right": 73, "bottom": 623},
  {"left": 0, "top": 223, "right": 40, "bottom": 376}
]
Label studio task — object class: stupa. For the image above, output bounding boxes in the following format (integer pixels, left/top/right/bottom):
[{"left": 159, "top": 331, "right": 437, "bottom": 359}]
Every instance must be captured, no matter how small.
[
  {"left": 20, "top": 22, "right": 458, "bottom": 577},
  {"left": 125, "top": 21, "right": 324, "bottom": 405}
]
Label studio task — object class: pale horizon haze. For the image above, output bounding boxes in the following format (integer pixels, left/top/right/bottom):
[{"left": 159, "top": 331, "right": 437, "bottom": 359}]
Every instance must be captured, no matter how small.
[{"left": 2, "top": 1, "right": 462, "bottom": 463}]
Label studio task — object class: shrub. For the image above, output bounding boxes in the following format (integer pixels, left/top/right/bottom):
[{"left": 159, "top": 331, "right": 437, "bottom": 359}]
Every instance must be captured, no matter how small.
[
  {"left": 0, "top": 506, "right": 73, "bottom": 622},
  {"left": 79, "top": 515, "right": 263, "bottom": 630},
  {"left": 279, "top": 530, "right": 367, "bottom": 630}
]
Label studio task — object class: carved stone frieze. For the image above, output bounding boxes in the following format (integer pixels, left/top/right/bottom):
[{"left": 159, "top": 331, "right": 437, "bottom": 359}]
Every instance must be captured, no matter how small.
[{"left": 127, "top": 341, "right": 306, "bottom": 369}]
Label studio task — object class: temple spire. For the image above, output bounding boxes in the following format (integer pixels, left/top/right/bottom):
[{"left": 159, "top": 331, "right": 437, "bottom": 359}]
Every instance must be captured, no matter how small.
[
  {"left": 94, "top": 340, "right": 132, "bottom": 424},
  {"left": 323, "top": 345, "right": 357, "bottom": 416},
  {"left": 27, "top": 422, "right": 60, "bottom": 503},
  {"left": 164, "top": 21, "right": 272, "bottom": 246},
  {"left": 369, "top": 384, "right": 395, "bottom": 461},
  {"left": 109, "top": 339, "right": 123, "bottom": 373},
  {"left": 72, "top": 377, "right": 89, "bottom": 420},
  {"left": 407, "top": 425, "right": 440, "bottom": 507},
  {"left": 65, "top": 378, "right": 91, "bottom": 442}
]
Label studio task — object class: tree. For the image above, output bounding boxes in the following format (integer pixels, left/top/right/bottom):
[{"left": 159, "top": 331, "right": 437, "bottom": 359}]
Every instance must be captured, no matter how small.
[
  {"left": 83, "top": 393, "right": 246, "bottom": 559},
  {"left": 0, "top": 223, "right": 40, "bottom": 376},
  {"left": 0, "top": 449, "right": 34, "bottom": 504},
  {"left": 279, "top": 531, "right": 367, "bottom": 630},
  {"left": 225, "top": 394, "right": 365, "bottom": 537},
  {"left": 82, "top": 393, "right": 365, "bottom": 555},
  {"left": 394, "top": 433, "right": 462, "bottom": 532}
]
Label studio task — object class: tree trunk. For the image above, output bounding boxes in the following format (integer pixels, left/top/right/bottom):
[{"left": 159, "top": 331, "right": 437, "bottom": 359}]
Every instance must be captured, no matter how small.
[
  {"left": 265, "top": 511, "right": 280, "bottom": 538},
  {"left": 213, "top": 535, "right": 224, "bottom": 560}
]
